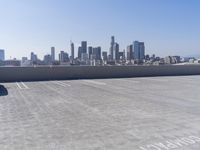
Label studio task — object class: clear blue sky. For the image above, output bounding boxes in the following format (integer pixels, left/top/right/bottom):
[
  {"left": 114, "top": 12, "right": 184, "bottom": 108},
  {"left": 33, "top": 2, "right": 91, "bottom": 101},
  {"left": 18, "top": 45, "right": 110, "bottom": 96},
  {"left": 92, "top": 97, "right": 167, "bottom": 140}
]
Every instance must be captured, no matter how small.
[{"left": 0, "top": 0, "right": 200, "bottom": 59}]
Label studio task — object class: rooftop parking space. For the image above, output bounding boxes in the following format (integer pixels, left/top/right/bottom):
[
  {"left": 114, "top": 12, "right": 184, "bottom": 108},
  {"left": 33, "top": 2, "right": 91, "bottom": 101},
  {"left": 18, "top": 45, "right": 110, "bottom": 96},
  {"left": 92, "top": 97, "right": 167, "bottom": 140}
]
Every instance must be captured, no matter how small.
[{"left": 1, "top": 76, "right": 200, "bottom": 150}]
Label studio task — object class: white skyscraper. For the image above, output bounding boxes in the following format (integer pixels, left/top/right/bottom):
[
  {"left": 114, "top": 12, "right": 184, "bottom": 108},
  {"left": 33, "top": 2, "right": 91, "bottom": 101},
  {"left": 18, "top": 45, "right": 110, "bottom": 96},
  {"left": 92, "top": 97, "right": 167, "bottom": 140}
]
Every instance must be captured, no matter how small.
[{"left": 51, "top": 47, "right": 55, "bottom": 62}]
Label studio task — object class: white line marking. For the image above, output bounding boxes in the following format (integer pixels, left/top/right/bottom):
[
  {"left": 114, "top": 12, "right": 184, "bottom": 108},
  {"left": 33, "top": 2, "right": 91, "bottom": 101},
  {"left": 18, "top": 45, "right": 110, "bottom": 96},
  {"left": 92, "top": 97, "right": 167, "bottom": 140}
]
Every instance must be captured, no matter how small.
[
  {"left": 53, "top": 81, "right": 71, "bottom": 87},
  {"left": 57, "top": 81, "right": 71, "bottom": 87},
  {"left": 52, "top": 81, "right": 66, "bottom": 87},
  {"left": 21, "top": 82, "right": 29, "bottom": 89},
  {"left": 16, "top": 82, "right": 22, "bottom": 89},
  {"left": 83, "top": 80, "right": 106, "bottom": 85},
  {"left": 141, "top": 78, "right": 168, "bottom": 82},
  {"left": 16, "top": 82, "right": 29, "bottom": 89},
  {"left": 116, "top": 78, "right": 140, "bottom": 83}
]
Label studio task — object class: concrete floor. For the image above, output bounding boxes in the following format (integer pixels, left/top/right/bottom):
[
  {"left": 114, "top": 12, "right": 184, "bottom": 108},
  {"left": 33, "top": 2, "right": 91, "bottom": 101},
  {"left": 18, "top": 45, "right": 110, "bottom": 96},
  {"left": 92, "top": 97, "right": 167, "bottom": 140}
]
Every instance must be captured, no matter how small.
[{"left": 1, "top": 76, "right": 200, "bottom": 150}]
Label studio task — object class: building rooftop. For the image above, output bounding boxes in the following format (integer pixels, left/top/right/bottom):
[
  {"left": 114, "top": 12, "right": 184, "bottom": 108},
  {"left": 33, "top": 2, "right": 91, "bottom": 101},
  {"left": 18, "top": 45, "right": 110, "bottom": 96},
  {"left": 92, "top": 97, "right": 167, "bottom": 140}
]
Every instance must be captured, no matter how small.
[{"left": 1, "top": 76, "right": 200, "bottom": 150}]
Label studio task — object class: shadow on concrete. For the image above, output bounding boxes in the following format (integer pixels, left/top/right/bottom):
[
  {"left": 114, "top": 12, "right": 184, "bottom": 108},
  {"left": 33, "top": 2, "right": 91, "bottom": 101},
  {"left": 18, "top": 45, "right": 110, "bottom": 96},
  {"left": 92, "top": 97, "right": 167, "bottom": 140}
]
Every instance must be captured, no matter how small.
[{"left": 0, "top": 85, "right": 8, "bottom": 96}]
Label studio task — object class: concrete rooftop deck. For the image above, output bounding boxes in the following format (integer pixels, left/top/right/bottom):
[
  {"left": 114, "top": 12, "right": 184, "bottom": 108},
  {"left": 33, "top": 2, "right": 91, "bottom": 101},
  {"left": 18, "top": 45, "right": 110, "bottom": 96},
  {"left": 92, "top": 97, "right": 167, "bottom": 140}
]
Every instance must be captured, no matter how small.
[{"left": 1, "top": 76, "right": 200, "bottom": 150}]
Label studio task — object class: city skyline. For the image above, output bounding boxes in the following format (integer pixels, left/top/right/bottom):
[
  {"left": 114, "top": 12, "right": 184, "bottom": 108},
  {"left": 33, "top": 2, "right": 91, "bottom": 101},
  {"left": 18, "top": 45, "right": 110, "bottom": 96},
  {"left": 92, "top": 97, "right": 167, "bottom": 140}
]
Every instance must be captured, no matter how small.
[
  {"left": 2, "top": 36, "right": 147, "bottom": 61},
  {"left": 1, "top": 35, "right": 187, "bottom": 67},
  {"left": 1, "top": 0, "right": 200, "bottom": 59},
  {"left": 0, "top": 36, "right": 194, "bottom": 63}
]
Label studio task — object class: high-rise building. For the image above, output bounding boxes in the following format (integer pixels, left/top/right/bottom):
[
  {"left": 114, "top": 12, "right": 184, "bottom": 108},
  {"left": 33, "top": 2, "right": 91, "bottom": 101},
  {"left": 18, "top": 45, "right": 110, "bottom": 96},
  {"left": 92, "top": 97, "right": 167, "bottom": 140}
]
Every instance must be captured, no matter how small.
[
  {"left": 102, "top": 51, "right": 108, "bottom": 61},
  {"left": 113, "top": 43, "right": 119, "bottom": 60},
  {"left": 51, "top": 47, "right": 55, "bottom": 62},
  {"left": 59, "top": 51, "right": 69, "bottom": 62},
  {"left": 44, "top": 54, "right": 52, "bottom": 65},
  {"left": 81, "top": 41, "right": 87, "bottom": 54},
  {"left": 123, "top": 49, "right": 126, "bottom": 60},
  {"left": 70, "top": 42, "right": 74, "bottom": 60},
  {"left": 30, "top": 52, "right": 37, "bottom": 62},
  {"left": 134, "top": 41, "right": 139, "bottom": 60},
  {"left": 59, "top": 51, "right": 64, "bottom": 62},
  {"left": 81, "top": 53, "right": 88, "bottom": 62},
  {"left": 109, "top": 36, "right": 115, "bottom": 60},
  {"left": 139, "top": 42, "right": 145, "bottom": 60},
  {"left": 92, "top": 47, "right": 101, "bottom": 60},
  {"left": 127, "top": 45, "right": 133, "bottom": 61},
  {"left": 88, "top": 46, "right": 93, "bottom": 60},
  {"left": 118, "top": 52, "right": 124, "bottom": 60},
  {"left": 133, "top": 41, "right": 145, "bottom": 63},
  {"left": 78, "top": 47, "right": 82, "bottom": 59},
  {"left": 0, "top": 49, "right": 5, "bottom": 61},
  {"left": 30, "top": 52, "right": 34, "bottom": 61}
]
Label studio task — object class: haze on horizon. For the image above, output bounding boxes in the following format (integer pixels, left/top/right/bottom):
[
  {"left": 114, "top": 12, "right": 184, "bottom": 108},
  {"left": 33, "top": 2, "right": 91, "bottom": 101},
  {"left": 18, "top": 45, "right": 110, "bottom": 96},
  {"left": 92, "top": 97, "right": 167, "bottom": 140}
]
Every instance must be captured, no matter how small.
[{"left": 0, "top": 0, "right": 200, "bottom": 60}]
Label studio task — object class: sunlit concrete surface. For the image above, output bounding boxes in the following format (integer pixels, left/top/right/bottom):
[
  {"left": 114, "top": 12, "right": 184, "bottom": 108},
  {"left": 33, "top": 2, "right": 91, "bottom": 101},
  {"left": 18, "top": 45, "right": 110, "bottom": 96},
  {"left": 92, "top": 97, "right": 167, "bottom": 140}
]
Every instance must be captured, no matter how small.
[{"left": 1, "top": 76, "right": 200, "bottom": 150}]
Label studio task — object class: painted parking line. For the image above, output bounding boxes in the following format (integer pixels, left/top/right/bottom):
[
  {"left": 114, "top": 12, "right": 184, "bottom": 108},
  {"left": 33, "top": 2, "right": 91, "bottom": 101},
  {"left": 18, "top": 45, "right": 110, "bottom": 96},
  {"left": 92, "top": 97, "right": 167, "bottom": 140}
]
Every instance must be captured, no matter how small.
[
  {"left": 140, "top": 78, "right": 169, "bottom": 82},
  {"left": 57, "top": 81, "right": 71, "bottom": 87},
  {"left": 16, "top": 82, "right": 29, "bottom": 89},
  {"left": 52, "top": 81, "right": 71, "bottom": 87},
  {"left": 82, "top": 80, "right": 106, "bottom": 85},
  {"left": 115, "top": 78, "right": 140, "bottom": 83}
]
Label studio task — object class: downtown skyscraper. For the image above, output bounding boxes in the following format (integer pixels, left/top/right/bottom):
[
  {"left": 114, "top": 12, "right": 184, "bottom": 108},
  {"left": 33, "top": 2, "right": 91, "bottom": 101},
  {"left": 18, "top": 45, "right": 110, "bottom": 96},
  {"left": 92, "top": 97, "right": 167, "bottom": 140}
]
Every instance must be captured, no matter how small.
[
  {"left": 51, "top": 47, "right": 55, "bottom": 62},
  {"left": 81, "top": 41, "right": 87, "bottom": 54},
  {"left": 88, "top": 46, "right": 93, "bottom": 60},
  {"left": 133, "top": 41, "right": 145, "bottom": 63},
  {"left": 70, "top": 42, "right": 74, "bottom": 60},
  {"left": 113, "top": 42, "right": 119, "bottom": 60},
  {"left": 109, "top": 36, "right": 115, "bottom": 60},
  {"left": 127, "top": 45, "right": 133, "bottom": 61}
]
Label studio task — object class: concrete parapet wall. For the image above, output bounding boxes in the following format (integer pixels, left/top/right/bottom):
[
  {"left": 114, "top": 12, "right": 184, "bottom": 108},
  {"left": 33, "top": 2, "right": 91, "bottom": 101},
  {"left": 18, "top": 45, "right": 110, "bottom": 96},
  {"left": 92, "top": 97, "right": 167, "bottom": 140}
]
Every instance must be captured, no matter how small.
[{"left": 0, "top": 65, "right": 200, "bottom": 82}]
